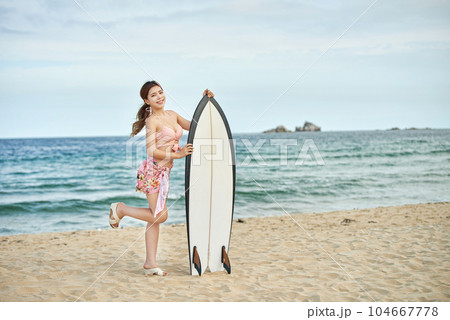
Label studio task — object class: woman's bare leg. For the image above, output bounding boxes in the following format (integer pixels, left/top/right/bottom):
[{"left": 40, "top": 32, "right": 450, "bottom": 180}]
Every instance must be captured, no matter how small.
[
  {"left": 111, "top": 194, "right": 168, "bottom": 275},
  {"left": 144, "top": 221, "right": 160, "bottom": 268},
  {"left": 115, "top": 198, "right": 166, "bottom": 224},
  {"left": 143, "top": 193, "right": 167, "bottom": 272},
  {"left": 144, "top": 204, "right": 168, "bottom": 276}
]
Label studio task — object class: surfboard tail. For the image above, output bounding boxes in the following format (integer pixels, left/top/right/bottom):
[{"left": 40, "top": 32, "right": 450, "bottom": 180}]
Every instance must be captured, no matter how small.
[{"left": 221, "top": 246, "right": 231, "bottom": 274}]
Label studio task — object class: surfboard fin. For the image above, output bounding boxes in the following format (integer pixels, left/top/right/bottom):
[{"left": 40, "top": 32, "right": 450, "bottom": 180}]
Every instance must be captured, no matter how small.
[
  {"left": 193, "top": 246, "right": 202, "bottom": 276},
  {"left": 221, "top": 246, "right": 231, "bottom": 274}
]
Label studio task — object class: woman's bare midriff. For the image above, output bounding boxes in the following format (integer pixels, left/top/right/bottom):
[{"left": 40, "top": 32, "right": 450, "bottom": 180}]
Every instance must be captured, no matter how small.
[{"left": 150, "top": 145, "right": 177, "bottom": 168}]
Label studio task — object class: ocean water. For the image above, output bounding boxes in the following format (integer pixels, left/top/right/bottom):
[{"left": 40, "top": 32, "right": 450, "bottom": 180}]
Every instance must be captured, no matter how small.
[{"left": 0, "top": 129, "right": 449, "bottom": 236}]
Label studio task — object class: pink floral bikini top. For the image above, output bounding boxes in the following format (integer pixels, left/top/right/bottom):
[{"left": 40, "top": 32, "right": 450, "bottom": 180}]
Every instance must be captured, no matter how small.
[{"left": 155, "top": 124, "right": 183, "bottom": 152}]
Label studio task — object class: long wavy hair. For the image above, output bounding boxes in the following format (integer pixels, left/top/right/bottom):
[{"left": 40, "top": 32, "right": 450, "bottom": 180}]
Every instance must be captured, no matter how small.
[{"left": 130, "top": 81, "right": 163, "bottom": 137}]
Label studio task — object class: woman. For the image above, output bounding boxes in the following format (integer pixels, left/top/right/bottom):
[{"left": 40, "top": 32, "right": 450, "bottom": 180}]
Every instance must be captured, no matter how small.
[{"left": 108, "top": 80, "right": 214, "bottom": 276}]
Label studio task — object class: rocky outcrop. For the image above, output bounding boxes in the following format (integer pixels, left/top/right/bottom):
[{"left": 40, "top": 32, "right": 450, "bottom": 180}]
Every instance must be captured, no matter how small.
[
  {"left": 295, "top": 121, "right": 321, "bottom": 132},
  {"left": 263, "top": 125, "right": 292, "bottom": 133},
  {"left": 388, "top": 127, "right": 432, "bottom": 131}
]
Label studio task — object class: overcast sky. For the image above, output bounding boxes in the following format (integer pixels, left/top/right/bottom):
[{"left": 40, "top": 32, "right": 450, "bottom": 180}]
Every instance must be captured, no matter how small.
[{"left": 1, "top": 0, "right": 449, "bottom": 138}]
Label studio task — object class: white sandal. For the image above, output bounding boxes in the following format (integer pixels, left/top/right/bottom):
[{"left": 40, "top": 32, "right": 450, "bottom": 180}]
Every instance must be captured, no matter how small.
[
  {"left": 144, "top": 267, "right": 167, "bottom": 276},
  {"left": 109, "top": 202, "right": 121, "bottom": 229}
]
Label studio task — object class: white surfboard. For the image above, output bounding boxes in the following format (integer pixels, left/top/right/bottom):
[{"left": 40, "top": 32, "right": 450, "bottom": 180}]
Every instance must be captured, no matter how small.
[{"left": 185, "top": 96, "right": 236, "bottom": 276}]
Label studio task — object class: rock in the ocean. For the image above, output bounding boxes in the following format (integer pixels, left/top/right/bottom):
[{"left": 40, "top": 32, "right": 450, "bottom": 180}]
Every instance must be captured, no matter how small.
[
  {"left": 295, "top": 121, "right": 321, "bottom": 132},
  {"left": 263, "top": 125, "right": 292, "bottom": 133}
]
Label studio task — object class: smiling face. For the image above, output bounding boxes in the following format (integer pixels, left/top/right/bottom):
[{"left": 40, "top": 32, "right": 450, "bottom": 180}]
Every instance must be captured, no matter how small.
[{"left": 144, "top": 85, "right": 166, "bottom": 111}]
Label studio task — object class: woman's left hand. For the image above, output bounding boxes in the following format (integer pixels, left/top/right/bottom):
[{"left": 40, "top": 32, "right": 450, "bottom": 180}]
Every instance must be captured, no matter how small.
[{"left": 203, "top": 89, "right": 214, "bottom": 98}]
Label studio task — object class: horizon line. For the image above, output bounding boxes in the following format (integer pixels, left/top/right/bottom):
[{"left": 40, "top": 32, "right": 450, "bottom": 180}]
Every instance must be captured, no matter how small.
[{"left": 0, "top": 127, "right": 448, "bottom": 140}]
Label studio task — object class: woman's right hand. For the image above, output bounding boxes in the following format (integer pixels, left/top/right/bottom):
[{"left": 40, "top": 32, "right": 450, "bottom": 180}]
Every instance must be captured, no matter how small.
[
  {"left": 177, "top": 143, "right": 193, "bottom": 158},
  {"left": 203, "top": 89, "right": 214, "bottom": 98}
]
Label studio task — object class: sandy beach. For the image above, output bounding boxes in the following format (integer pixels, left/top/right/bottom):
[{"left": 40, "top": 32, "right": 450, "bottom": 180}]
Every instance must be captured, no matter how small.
[{"left": 0, "top": 202, "right": 449, "bottom": 302}]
